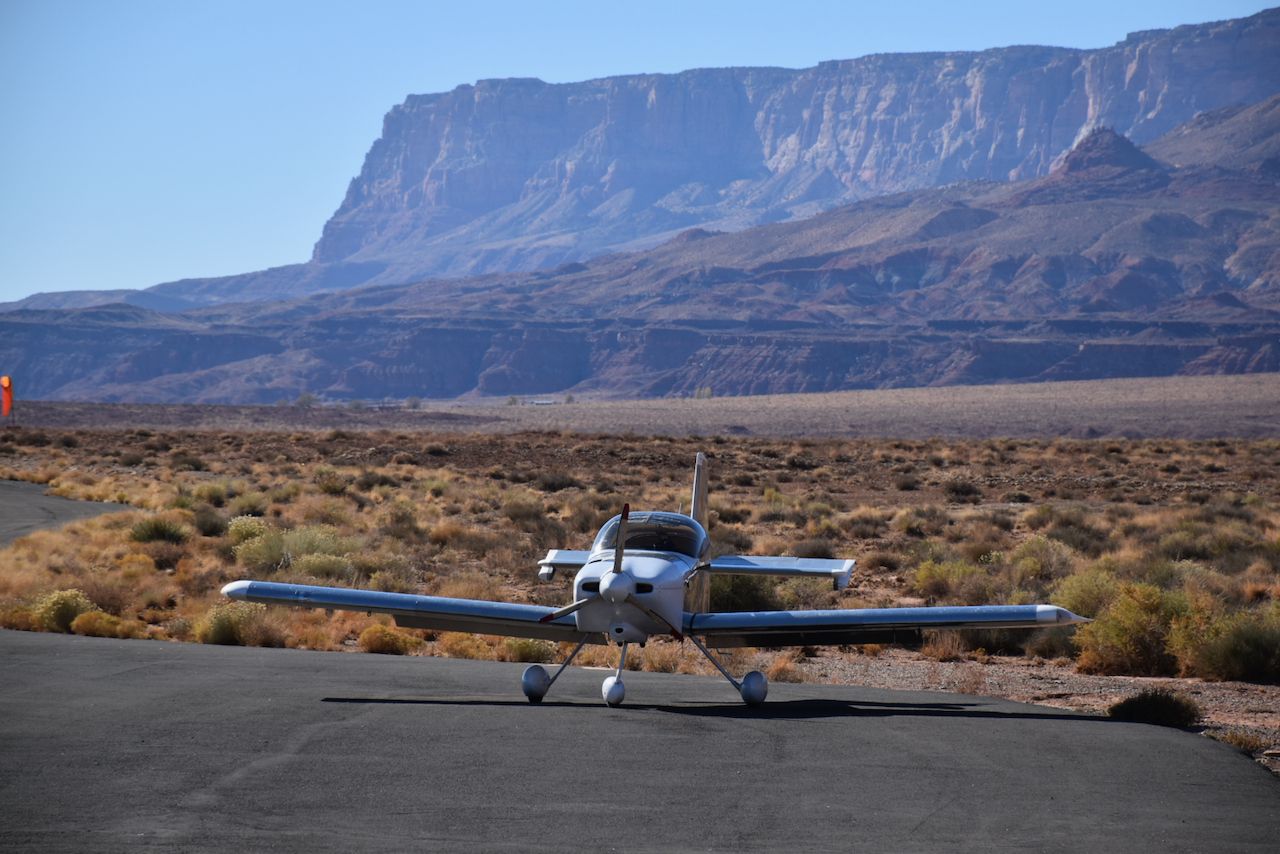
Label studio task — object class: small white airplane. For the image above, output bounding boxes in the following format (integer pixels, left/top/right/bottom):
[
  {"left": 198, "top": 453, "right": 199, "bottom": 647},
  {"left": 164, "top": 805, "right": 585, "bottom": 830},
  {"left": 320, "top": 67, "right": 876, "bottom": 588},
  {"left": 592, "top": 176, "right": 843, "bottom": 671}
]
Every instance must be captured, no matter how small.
[{"left": 223, "top": 453, "right": 1086, "bottom": 707}]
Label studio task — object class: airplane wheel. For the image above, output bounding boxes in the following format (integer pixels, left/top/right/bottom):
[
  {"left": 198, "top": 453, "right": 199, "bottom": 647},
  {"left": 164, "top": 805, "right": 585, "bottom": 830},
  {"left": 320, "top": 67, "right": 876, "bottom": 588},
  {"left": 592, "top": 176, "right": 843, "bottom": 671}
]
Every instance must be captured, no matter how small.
[
  {"left": 740, "top": 670, "right": 767, "bottom": 706},
  {"left": 602, "top": 675, "right": 625, "bottom": 707},
  {"left": 522, "top": 664, "right": 550, "bottom": 703}
]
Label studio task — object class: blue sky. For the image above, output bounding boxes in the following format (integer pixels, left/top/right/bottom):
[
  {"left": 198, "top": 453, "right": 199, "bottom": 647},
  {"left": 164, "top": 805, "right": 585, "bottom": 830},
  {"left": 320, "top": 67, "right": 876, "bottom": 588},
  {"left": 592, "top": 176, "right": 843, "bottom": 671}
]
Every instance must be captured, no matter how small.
[{"left": 0, "top": 0, "right": 1271, "bottom": 302}]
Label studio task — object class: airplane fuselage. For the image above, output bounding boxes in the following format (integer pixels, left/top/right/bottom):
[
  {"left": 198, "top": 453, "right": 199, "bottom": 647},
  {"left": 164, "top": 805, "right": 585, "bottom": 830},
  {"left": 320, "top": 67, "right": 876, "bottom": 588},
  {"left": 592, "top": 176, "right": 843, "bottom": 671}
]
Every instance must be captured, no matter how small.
[{"left": 572, "top": 552, "right": 693, "bottom": 643}]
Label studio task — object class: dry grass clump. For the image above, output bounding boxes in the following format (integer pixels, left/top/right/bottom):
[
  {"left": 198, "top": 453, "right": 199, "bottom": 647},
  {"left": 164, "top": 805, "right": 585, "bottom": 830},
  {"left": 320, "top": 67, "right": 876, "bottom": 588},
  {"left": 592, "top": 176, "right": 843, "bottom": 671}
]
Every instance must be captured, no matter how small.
[
  {"left": 130, "top": 516, "right": 190, "bottom": 544},
  {"left": 358, "top": 623, "right": 421, "bottom": 655},
  {"left": 435, "top": 632, "right": 492, "bottom": 660},
  {"left": 501, "top": 637, "right": 556, "bottom": 663},
  {"left": 70, "top": 610, "right": 147, "bottom": 639},
  {"left": 766, "top": 650, "right": 808, "bottom": 683}
]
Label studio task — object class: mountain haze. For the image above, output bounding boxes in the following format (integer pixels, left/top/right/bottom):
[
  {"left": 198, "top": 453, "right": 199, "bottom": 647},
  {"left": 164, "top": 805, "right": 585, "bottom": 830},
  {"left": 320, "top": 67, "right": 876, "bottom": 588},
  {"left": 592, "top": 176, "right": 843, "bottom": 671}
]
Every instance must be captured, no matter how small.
[
  {"left": 4, "top": 96, "right": 1278, "bottom": 402},
  {"left": 5, "top": 6, "right": 1277, "bottom": 312}
]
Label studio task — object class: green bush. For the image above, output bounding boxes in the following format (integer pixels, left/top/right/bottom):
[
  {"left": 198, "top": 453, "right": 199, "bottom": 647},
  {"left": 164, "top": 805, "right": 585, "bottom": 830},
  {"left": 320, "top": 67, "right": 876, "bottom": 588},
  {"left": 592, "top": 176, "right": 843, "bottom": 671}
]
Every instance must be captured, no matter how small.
[
  {"left": 710, "top": 573, "right": 780, "bottom": 611},
  {"left": 912, "top": 560, "right": 991, "bottom": 605},
  {"left": 1051, "top": 567, "right": 1119, "bottom": 618},
  {"left": 227, "top": 516, "right": 268, "bottom": 544},
  {"left": 292, "top": 553, "right": 354, "bottom": 581},
  {"left": 281, "top": 525, "right": 354, "bottom": 559},
  {"left": 1075, "top": 583, "right": 1187, "bottom": 676},
  {"left": 503, "top": 637, "right": 555, "bottom": 663},
  {"left": 1108, "top": 688, "right": 1201, "bottom": 728},
  {"left": 313, "top": 466, "right": 350, "bottom": 495},
  {"left": 228, "top": 491, "right": 268, "bottom": 517},
  {"left": 193, "top": 481, "right": 229, "bottom": 507},
  {"left": 192, "top": 504, "right": 228, "bottom": 537},
  {"left": 234, "top": 530, "right": 286, "bottom": 572},
  {"left": 130, "top": 516, "right": 190, "bottom": 544},
  {"left": 358, "top": 624, "right": 419, "bottom": 655},
  {"left": 1171, "top": 605, "right": 1280, "bottom": 684},
  {"left": 195, "top": 602, "right": 281, "bottom": 646},
  {"left": 36, "top": 589, "right": 98, "bottom": 633}
]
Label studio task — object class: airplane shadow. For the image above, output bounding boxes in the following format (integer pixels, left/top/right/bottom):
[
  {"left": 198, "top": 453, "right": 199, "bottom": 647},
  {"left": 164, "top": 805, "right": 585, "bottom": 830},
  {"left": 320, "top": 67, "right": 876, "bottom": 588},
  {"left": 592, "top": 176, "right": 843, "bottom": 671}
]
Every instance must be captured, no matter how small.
[{"left": 321, "top": 695, "right": 1104, "bottom": 723}]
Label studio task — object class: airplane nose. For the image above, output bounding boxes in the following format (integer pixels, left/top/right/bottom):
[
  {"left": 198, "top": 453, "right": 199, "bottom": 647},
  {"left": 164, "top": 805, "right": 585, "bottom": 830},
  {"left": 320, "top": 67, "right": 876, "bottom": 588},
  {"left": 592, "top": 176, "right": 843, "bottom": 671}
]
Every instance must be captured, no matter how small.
[{"left": 599, "top": 571, "right": 635, "bottom": 604}]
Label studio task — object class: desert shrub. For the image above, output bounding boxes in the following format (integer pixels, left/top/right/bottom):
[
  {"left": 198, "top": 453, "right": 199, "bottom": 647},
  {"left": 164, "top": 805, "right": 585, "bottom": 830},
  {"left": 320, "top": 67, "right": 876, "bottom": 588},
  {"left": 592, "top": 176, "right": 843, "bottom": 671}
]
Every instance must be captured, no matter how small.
[
  {"left": 228, "top": 492, "right": 268, "bottom": 517},
  {"left": 912, "top": 560, "right": 990, "bottom": 604},
  {"left": 195, "top": 602, "right": 282, "bottom": 646},
  {"left": 36, "top": 589, "right": 98, "bottom": 633},
  {"left": 1213, "top": 730, "right": 1270, "bottom": 755},
  {"left": 381, "top": 503, "right": 423, "bottom": 542},
  {"left": 226, "top": 515, "right": 268, "bottom": 544},
  {"left": 170, "top": 452, "right": 206, "bottom": 471},
  {"left": 792, "top": 538, "right": 834, "bottom": 559},
  {"left": 193, "top": 481, "right": 229, "bottom": 507},
  {"left": 312, "top": 466, "right": 350, "bottom": 495},
  {"left": 710, "top": 573, "right": 780, "bottom": 611},
  {"left": 943, "top": 479, "right": 982, "bottom": 503},
  {"left": 776, "top": 577, "right": 839, "bottom": 611},
  {"left": 501, "top": 494, "right": 545, "bottom": 528},
  {"left": 535, "top": 471, "right": 580, "bottom": 492},
  {"left": 1023, "top": 626, "right": 1077, "bottom": 659},
  {"left": 893, "top": 474, "right": 920, "bottom": 491},
  {"left": 143, "top": 541, "right": 186, "bottom": 570},
  {"left": 1074, "top": 583, "right": 1187, "bottom": 676},
  {"left": 1045, "top": 519, "right": 1110, "bottom": 558},
  {"left": 1170, "top": 605, "right": 1280, "bottom": 684},
  {"left": 435, "top": 572, "right": 499, "bottom": 600},
  {"left": 1108, "top": 688, "right": 1201, "bottom": 728},
  {"left": 234, "top": 530, "right": 286, "bottom": 572},
  {"left": 130, "top": 516, "right": 190, "bottom": 544},
  {"left": 292, "top": 553, "right": 354, "bottom": 581},
  {"left": 712, "top": 503, "right": 750, "bottom": 524},
  {"left": 355, "top": 469, "right": 397, "bottom": 491},
  {"left": 78, "top": 574, "right": 133, "bottom": 616},
  {"left": 71, "top": 611, "right": 146, "bottom": 640},
  {"left": 640, "top": 642, "right": 682, "bottom": 673},
  {"left": 370, "top": 570, "right": 416, "bottom": 593},
  {"left": 281, "top": 525, "right": 349, "bottom": 557},
  {"left": 436, "top": 632, "right": 491, "bottom": 659},
  {"left": 1050, "top": 567, "right": 1119, "bottom": 618},
  {"left": 358, "top": 624, "right": 420, "bottom": 655},
  {"left": 891, "top": 506, "right": 948, "bottom": 537},
  {"left": 428, "top": 521, "right": 498, "bottom": 555},
  {"left": 1010, "top": 536, "right": 1078, "bottom": 588},
  {"left": 0, "top": 606, "right": 39, "bottom": 632},
  {"left": 502, "top": 637, "right": 555, "bottom": 663},
  {"left": 841, "top": 507, "right": 890, "bottom": 539},
  {"left": 766, "top": 651, "right": 808, "bottom": 682},
  {"left": 921, "top": 630, "right": 969, "bottom": 661},
  {"left": 192, "top": 504, "right": 228, "bottom": 537}
]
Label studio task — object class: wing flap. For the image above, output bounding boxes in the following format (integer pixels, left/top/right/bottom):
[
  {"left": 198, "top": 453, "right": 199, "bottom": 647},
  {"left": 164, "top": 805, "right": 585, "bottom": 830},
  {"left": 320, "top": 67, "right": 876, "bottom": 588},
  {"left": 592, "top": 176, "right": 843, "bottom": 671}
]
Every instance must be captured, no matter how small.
[
  {"left": 705, "top": 555, "right": 855, "bottom": 590},
  {"left": 686, "top": 604, "right": 1085, "bottom": 648},
  {"left": 222, "top": 580, "right": 592, "bottom": 643}
]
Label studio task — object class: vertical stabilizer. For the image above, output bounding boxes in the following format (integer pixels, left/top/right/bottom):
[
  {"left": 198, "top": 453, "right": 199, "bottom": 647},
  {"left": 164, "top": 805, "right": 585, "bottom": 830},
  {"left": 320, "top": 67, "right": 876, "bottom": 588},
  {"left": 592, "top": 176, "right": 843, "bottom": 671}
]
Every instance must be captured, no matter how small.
[
  {"left": 686, "top": 452, "right": 711, "bottom": 613},
  {"left": 690, "top": 452, "right": 709, "bottom": 529}
]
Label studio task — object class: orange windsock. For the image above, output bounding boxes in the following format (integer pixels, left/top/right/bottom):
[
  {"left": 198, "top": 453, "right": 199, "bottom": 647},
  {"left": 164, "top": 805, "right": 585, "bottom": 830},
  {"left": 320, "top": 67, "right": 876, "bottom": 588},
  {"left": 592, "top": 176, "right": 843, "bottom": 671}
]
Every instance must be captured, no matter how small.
[{"left": 1, "top": 376, "right": 11, "bottom": 418}]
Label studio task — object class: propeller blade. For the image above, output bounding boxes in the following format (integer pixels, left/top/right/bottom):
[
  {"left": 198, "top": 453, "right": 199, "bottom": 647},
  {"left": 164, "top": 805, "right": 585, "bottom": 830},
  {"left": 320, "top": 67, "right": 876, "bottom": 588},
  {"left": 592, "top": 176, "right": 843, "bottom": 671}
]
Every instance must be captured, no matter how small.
[
  {"left": 625, "top": 594, "right": 682, "bottom": 640},
  {"left": 611, "top": 503, "right": 630, "bottom": 576},
  {"left": 538, "top": 597, "right": 593, "bottom": 623}
]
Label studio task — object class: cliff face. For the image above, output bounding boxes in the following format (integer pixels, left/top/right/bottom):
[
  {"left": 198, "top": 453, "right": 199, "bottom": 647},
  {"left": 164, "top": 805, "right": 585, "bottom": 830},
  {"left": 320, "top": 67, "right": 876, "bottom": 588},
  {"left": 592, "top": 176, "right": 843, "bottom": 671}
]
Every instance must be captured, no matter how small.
[{"left": 310, "top": 9, "right": 1278, "bottom": 283}]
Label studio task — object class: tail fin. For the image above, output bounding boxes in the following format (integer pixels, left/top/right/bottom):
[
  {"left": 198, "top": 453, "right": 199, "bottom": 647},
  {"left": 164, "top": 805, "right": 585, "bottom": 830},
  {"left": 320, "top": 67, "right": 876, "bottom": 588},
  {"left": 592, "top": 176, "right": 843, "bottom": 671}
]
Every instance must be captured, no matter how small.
[
  {"left": 690, "top": 452, "right": 709, "bottom": 529},
  {"left": 686, "top": 452, "right": 711, "bottom": 613}
]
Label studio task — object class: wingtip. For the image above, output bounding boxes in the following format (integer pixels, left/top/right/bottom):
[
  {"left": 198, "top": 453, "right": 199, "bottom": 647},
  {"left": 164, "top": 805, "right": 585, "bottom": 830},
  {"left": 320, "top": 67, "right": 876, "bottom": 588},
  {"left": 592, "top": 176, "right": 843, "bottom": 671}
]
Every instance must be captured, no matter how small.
[{"left": 221, "top": 580, "right": 252, "bottom": 599}]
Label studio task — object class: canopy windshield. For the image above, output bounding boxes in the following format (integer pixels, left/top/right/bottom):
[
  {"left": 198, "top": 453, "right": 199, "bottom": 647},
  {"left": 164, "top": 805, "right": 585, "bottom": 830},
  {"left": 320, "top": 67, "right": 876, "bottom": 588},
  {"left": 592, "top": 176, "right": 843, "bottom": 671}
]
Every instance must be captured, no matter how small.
[{"left": 591, "top": 512, "right": 707, "bottom": 559}]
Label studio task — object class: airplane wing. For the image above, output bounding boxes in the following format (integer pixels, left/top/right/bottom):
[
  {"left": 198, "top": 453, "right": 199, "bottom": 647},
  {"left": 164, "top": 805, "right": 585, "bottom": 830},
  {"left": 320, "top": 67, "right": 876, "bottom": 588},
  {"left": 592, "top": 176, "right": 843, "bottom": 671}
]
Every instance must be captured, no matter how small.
[
  {"left": 222, "top": 580, "right": 597, "bottom": 643},
  {"left": 705, "top": 555, "right": 855, "bottom": 590},
  {"left": 685, "top": 604, "right": 1086, "bottom": 648}
]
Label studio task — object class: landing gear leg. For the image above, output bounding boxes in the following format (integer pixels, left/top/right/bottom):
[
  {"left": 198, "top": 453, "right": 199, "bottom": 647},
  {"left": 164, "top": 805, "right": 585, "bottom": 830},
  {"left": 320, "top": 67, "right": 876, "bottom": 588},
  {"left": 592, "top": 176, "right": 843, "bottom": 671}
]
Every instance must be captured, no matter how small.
[
  {"left": 688, "top": 634, "right": 768, "bottom": 706},
  {"left": 521, "top": 636, "right": 589, "bottom": 703},
  {"left": 601, "top": 641, "right": 629, "bottom": 706}
]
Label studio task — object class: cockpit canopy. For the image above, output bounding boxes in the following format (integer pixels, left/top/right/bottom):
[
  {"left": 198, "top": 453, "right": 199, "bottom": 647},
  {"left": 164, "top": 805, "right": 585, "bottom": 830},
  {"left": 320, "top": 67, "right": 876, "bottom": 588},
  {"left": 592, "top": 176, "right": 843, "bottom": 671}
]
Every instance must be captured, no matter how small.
[{"left": 591, "top": 511, "right": 708, "bottom": 559}]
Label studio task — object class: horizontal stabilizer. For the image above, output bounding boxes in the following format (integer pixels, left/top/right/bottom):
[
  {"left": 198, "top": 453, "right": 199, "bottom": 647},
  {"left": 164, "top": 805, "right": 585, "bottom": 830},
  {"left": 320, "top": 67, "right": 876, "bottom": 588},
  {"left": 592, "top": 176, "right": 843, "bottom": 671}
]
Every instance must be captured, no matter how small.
[
  {"left": 706, "top": 555, "right": 855, "bottom": 590},
  {"left": 537, "top": 549, "right": 592, "bottom": 580}
]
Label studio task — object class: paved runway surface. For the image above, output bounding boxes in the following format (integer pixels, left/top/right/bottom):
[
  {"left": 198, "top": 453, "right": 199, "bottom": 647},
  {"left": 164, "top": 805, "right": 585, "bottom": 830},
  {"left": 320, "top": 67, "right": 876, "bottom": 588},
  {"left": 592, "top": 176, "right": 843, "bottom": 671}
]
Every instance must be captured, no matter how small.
[
  {"left": 0, "top": 480, "right": 130, "bottom": 546},
  {"left": 1, "top": 631, "right": 1276, "bottom": 852}
]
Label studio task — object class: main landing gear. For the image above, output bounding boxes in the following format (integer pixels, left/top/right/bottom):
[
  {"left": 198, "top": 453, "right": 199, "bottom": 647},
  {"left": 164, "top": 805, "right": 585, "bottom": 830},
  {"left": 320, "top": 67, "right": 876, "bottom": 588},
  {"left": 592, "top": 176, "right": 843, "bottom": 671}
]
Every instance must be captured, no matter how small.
[{"left": 520, "top": 635, "right": 768, "bottom": 707}]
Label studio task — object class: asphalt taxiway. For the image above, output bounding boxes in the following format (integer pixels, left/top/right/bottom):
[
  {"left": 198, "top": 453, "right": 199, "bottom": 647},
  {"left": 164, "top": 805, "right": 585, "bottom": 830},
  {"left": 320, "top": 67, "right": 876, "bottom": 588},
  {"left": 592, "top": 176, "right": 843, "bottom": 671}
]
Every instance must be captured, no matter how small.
[
  {"left": 1, "top": 630, "right": 1276, "bottom": 852},
  {"left": 0, "top": 480, "right": 130, "bottom": 546}
]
